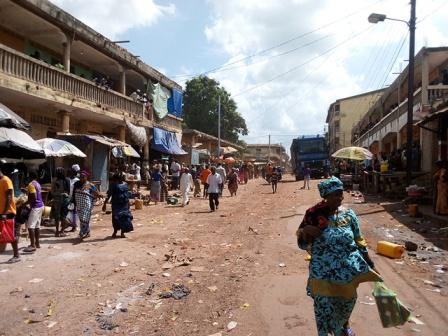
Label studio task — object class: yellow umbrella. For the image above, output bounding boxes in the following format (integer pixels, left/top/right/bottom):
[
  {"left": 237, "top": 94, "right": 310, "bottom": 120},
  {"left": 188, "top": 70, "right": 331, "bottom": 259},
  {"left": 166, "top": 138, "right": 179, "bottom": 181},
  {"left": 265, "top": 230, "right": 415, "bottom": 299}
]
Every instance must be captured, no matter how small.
[{"left": 332, "top": 146, "right": 373, "bottom": 161}]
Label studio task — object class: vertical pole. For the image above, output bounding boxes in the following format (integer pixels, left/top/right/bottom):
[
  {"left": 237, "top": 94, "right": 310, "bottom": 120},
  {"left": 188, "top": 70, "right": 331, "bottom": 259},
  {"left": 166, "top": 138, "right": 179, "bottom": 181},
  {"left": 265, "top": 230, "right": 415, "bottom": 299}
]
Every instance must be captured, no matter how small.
[
  {"left": 218, "top": 95, "right": 221, "bottom": 158},
  {"left": 268, "top": 134, "right": 271, "bottom": 162},
  {"left": 406, "top": 0, "right": 416, "bottom": 186}
]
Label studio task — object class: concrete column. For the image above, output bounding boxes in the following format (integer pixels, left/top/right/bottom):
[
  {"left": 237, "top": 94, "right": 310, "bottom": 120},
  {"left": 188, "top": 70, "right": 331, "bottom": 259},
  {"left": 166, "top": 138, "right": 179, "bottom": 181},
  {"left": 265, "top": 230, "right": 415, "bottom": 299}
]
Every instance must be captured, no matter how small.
[
  {"left": 60, "top": 111, "right": 70, "bottom": 133},
  {"left": 421, "top": 53, "right": 429, "bottom": 105},
  {"left": 62, "top": 40, "right": 71, "bottom": 73},
  {"left": 118, "top": 126, "right": 126, "bottom": 142},
  {"left": 143, "top": 140, "right": 150, "bottom": 164},
  {"left": 119, "top": 69, "right": 126, "bottom": 95}
]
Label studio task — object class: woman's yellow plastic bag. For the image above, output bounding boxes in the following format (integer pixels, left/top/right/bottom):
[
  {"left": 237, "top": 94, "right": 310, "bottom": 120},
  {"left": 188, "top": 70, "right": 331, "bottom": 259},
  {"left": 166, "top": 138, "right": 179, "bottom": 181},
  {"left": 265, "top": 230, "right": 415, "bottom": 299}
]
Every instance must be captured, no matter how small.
[{"left": 372, "top": 282, "right": 411, "bottom": 328}]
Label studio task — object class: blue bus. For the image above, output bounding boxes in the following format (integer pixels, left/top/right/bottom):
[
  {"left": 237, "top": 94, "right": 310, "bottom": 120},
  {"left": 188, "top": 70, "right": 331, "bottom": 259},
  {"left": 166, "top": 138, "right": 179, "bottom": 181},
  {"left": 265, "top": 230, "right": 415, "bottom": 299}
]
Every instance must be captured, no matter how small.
[{"left": 290, "top": 135, "right": 329, "bottom": 181}]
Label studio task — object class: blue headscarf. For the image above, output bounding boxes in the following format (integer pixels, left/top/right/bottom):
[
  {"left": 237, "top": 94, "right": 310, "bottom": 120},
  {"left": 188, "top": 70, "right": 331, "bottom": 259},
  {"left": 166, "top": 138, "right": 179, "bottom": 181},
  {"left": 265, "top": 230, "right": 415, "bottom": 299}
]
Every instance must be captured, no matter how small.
[{"left": 318, "top": 176, "right": 343, "bottom": 198}]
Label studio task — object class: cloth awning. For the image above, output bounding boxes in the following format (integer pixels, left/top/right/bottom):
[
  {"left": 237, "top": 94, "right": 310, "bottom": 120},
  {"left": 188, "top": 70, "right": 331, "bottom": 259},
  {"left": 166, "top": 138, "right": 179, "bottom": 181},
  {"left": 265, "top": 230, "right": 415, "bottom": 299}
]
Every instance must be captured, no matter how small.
[
  {"left": 152, "top": 127, "right": 187, "bottom": 155},
  {"left": 59, "top": 134, "right": 139, "bottom": 157},
  {"left": 125, "top": 121, "right": 147, "bottom": 148},
  {"left": 111, "top": 146, "right": 140, "bottom": 158},
  {"left": 416, "top": 106, "right": 448, "bottom": 126},
  {"left": 167, "top": 88, "right": 183, "bottom": 118}
]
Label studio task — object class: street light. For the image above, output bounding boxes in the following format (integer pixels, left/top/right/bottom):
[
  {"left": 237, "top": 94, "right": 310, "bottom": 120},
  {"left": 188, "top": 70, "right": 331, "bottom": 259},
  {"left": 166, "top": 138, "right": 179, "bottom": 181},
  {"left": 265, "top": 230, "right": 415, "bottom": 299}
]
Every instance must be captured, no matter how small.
[{"left": 368, "top": 0, "right": 416, "bottom": 186}]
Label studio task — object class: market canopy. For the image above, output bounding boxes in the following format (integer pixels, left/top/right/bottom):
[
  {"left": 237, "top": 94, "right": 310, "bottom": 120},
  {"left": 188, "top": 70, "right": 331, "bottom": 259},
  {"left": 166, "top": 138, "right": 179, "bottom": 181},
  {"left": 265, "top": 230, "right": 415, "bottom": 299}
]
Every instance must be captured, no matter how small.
[
  {"left": 152, "top": 127, "right": 187, "bottom": 155},
  {"left": 332, "top": 146, "right": 373, "bottom": 161},
  {"left": 37, "top": 138, "right": 86, "bottom": 157},
  {"left": 59, "top": 134, "right": 140, "bottom": 158},
  {"left": 0, "top": 127, "right": 45, "bottom": 159},
  {"left": 0, "top": 102, "right": 30, "bottom": 131}
]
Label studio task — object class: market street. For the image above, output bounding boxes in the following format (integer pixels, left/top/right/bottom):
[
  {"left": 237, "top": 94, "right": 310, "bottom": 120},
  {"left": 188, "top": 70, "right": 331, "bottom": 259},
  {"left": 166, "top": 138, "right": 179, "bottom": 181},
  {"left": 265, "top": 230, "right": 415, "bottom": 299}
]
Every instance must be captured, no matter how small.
[{"left": 0, "top": 177, "right": 447, "bottom": 335}]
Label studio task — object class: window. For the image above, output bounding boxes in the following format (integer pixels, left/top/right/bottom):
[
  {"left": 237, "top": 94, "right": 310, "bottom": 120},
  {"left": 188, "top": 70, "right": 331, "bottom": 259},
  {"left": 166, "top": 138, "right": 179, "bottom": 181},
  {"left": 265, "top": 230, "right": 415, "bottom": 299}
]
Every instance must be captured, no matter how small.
[
  {"left": 334, "top": 104, "right": 340, "bottom": 116},
  {"left": 334, "top": 120, "right": 340, "bottom": 133}
]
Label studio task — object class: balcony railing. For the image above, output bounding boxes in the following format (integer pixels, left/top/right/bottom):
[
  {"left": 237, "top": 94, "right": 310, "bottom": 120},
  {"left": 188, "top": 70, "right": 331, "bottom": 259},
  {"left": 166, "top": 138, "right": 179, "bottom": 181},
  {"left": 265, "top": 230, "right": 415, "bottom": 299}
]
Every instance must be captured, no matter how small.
[
  {"left": 428, "top": 84, "right": 448, "bottom": 105},
  {"left": 0, "top": 43, "right": 144, "bottom": 117}
]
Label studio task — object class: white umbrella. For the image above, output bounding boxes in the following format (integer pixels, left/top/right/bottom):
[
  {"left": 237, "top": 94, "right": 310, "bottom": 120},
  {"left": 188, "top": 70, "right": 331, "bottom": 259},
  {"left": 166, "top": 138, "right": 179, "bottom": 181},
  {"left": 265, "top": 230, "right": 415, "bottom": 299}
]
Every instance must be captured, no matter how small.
[
  {"left": 37, "top": 138, "right": 86, "bottom": 158},
  {"left": 0, "top": 128, "right": 45, "bottom": 159},
  {"left": 0, "top": 102, "right": 30, "bottom": 131}
]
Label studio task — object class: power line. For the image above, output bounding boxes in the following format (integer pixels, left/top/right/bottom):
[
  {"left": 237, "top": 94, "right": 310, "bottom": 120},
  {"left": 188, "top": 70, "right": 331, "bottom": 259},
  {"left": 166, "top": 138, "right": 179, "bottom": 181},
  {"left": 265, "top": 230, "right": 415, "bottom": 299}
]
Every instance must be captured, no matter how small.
[
  {"left": 233, "top": 25, "right": 374, "bottom": 98},
  {"left": 171, "top": 0, "right": 385, "bottom": 79},
  {"left": 418, "top": 0, "right": 448, "bottom": 22}
]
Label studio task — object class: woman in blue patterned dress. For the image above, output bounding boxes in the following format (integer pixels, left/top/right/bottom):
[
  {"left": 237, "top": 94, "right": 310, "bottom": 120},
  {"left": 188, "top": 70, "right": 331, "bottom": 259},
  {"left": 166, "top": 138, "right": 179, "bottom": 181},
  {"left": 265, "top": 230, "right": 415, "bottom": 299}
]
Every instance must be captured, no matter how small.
[{"left": 296, "top": 176, "right": 381, "bottom": 336}]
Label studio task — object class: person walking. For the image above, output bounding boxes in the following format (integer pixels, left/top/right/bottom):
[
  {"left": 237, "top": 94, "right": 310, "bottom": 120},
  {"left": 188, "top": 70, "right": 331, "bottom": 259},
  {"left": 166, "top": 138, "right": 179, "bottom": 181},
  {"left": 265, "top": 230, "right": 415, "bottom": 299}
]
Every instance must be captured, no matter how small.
[
  {"left": 23, "top": 171, "right": 44, "bottom": 253},
  {"left": 50, "top": 167, "right": 70, "bottom": 237},
  {"left": 180, "top": 167, "right": 194, "bottom": 207},
  {"left": 227, "top": 168, "right": 239, "bottom": 196},
  {"left": 191, "top": 165, "right": 202, "bottom": 197},
  {"left": 433, "top": 160, "right": 448, "bottom": 215},
  {"left": 102, "top": 172, "right": 133, "bottom": 238},
  {"left": 170, "top": 160, "right": 181, "bottom": 190},
  {"left": 296, "top": 176, "right": 381, "bottom": 336},
  {"left": 67, "top": 165, "right": 80, "bottom": 232},
  {"left": 0, "top": 164, "right": 19, "bottom": 263},
  {"left": 200, "top": 165, "right": 212, "bottom": 198},
  {"left": 150, "top": 167, "right": 162, "bottom": 204},
  {"left": 271, "top": 168, "right": 279, "bottom": 194},
  {"left": 216, "top": 163, "right": 227, "bottom": 196},
  {"left": 206, "top": 166, "right": 222, "bottom": 212},
  {"left": 301, "top": 165, "right": 311, "bottom": 190},
  {"left": 73, "top": 171, "right": 101, "bottom": 240}
]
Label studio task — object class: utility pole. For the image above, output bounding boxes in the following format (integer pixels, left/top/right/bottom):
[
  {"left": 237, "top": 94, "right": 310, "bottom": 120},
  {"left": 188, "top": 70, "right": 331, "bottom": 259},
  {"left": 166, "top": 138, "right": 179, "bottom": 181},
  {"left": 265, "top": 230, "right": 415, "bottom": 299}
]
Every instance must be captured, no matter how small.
[
  {"left": 268, "top": 134, "right": 271, "bottom": 162},
  {"left": 406, "top": 0, "right": 416, "bottom": 186},
  {"left": 218, "top": 95, "right": 221, "bottom": 158}
]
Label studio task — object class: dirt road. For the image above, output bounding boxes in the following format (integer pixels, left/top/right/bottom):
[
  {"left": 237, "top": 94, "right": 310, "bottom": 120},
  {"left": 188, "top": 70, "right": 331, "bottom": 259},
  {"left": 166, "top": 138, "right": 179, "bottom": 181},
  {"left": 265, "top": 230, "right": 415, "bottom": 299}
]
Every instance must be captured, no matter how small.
[{"left": 1, "top": 177, "right": 447, "bottom": 335}]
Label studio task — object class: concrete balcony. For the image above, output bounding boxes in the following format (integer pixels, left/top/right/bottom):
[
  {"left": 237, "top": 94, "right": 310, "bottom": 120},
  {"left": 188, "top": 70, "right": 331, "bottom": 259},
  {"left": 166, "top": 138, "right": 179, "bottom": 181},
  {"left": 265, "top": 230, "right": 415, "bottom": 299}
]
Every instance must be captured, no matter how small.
[
  {"left": 428, "top": 84, "right": 448, "bottom": 105},
  {"left": 0, "top": 43, "right": 144, "bottom": 119}
]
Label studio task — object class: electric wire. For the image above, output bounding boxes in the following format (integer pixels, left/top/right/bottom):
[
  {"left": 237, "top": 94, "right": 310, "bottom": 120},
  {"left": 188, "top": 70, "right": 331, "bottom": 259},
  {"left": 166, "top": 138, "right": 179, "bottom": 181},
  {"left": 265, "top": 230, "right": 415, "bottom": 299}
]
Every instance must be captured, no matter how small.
[
  {"left": 171, "top": 0, "right": 385, "bottom": 79},
  {"left": 233, "top": 25, "right": 374, "bottom": 98}
]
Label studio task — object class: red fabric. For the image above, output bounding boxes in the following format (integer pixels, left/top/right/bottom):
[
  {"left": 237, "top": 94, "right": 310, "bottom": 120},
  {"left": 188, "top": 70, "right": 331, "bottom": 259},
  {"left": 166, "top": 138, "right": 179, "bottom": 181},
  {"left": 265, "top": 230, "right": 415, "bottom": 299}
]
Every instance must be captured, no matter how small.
[{"left": 0, "top": 218, "right": 15, "bottom": 243}]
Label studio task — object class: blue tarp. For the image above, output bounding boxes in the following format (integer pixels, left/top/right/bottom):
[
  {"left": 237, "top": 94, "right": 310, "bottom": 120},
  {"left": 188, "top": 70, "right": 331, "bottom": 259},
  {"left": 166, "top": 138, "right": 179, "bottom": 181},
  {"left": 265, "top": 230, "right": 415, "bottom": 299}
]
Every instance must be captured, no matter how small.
[
  {"left": 167, "top": 88, "right": 183, "bottom": 118},
  {"left": 152, "top": 127, "right": 187, "bottom": 155}
]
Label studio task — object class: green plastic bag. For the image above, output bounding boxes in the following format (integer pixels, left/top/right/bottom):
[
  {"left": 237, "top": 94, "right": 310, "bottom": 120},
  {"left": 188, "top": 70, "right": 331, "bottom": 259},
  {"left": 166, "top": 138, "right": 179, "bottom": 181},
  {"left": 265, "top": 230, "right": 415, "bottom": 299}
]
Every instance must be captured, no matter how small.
[{"left": 372, "top": 282, "right": 411, "bottom": 328}]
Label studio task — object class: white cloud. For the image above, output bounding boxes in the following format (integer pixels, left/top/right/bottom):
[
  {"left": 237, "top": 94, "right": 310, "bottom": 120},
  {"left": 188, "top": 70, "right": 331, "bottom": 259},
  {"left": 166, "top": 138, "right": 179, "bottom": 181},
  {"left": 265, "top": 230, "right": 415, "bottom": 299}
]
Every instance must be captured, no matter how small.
[
  {"left": 51, "top": 0, "right": 175, "bottom": 39},
  {"left": 203, "top": 0, "right": 446, "bottom": 146}
]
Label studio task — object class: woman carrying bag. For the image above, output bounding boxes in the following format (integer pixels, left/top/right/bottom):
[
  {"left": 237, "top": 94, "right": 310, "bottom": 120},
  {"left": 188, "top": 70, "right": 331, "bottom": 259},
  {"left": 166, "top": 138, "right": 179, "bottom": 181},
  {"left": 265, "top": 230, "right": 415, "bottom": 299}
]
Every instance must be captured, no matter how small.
[{"left": 297, "top": 176, "right": 381, "bottom": 336}]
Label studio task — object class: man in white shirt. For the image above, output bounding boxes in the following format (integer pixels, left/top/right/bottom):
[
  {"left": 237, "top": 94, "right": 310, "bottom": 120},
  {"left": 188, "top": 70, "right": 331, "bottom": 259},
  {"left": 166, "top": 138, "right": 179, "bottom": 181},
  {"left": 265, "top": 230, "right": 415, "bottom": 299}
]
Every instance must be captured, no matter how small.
[
  {"left": 206, "top": 166, "right": 222, "bottom": 212},
  {"left": 179, "top": 167, "right": 194, "bottom": 207},
  {"left": 215, "top": 163, "right": 227, "bottom": 196},
  {"left": 170, "top": 160, "right": 181, "bottom": 190}
]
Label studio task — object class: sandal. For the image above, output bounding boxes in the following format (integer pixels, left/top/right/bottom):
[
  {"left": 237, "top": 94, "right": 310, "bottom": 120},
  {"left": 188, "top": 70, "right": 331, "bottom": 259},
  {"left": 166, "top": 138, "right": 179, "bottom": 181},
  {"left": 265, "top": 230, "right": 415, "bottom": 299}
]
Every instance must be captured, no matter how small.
[
  {"left": 342, "top": 327, "right": 356, "bottom": 336},
  {"left": 7, "top": 256, "right": 21, "bottom": 263},
  {"left": 23, "top": 246, "right": 36, "bottom": 253}
]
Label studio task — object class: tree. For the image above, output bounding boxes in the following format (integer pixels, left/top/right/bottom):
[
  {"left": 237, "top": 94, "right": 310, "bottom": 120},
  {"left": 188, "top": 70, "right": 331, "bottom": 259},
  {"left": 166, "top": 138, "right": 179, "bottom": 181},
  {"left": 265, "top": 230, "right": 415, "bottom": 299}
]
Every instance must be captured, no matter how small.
[{"left": 183, "top": 76, "right": 248, "bottom": 143}]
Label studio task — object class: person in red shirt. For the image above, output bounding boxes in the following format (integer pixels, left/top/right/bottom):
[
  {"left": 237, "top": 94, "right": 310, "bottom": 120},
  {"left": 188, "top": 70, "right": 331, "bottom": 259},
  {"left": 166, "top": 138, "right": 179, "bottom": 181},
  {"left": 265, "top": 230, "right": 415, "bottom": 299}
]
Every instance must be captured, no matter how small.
[{"left": 0, "top": 164, "right": 18, "bottom": 263}]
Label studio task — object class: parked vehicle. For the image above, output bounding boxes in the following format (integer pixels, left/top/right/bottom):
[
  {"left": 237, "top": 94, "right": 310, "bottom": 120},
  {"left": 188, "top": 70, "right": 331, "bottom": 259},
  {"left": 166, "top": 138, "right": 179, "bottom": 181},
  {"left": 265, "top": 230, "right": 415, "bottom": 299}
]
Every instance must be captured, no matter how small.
[{"left": 290, "top": 135, "right": 329, "bottom": 181}]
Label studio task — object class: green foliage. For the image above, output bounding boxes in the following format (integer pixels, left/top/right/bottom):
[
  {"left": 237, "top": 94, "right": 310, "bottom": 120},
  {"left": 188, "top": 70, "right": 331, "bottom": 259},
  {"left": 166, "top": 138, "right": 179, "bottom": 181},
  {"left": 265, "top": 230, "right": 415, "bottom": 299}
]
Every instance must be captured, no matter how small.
[{"left": 183, "top": 76, "right": 248, "bottom": 143}]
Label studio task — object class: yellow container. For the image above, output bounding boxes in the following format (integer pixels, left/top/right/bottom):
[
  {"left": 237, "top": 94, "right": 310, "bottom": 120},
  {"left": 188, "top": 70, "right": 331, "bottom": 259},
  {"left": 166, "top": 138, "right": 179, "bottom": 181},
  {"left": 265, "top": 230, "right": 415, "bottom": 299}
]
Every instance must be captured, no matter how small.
[
  {"left": 134, "top": 199, "right": 143, "bottom": 210},
  {"left": 377, "top": 241, "right": 405, "bottom": 259},
  {"left": 408, "top": 204, "right": 418, "bottom": 217}
]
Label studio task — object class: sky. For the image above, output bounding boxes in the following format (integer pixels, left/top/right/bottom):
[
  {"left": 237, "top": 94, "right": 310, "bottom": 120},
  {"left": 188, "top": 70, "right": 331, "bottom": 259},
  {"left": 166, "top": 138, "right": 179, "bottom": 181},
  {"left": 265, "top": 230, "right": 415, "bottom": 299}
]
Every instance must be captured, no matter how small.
[{"left": 52, "top": 0, "right": 447, "bottom": 150}]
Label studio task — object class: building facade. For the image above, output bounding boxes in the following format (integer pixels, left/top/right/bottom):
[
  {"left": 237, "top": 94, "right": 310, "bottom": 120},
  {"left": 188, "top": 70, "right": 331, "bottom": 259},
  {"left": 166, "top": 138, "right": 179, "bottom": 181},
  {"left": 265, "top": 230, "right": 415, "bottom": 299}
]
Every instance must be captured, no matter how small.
[
  {"left": 243, "top": 144, "right": 289, "bottom": 167},
  {"left": 352, "top": 47, "right": 448, "bottom": 174},
  {"left": 326, "top": 89, "right": 384, "bottom": 155},
  {"left": 0, "top": 0, "right": 183, "bottom": 165}
]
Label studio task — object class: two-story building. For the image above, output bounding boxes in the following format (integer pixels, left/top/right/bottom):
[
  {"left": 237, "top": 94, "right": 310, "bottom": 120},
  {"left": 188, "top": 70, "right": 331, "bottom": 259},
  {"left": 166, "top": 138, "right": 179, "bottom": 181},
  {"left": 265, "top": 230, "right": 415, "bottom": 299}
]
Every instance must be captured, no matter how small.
[
  {"left": 326, "top": 89, "right": 384, "bottom": 155},
  {"left": 0, "top": 0, "right": 184, "bottom": 188},
  {"left": 243, "top": 144, "right": 289, "bottom": 168},
  {"left": 352, "top": 47, "right": 448, "bottom": 175}
]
